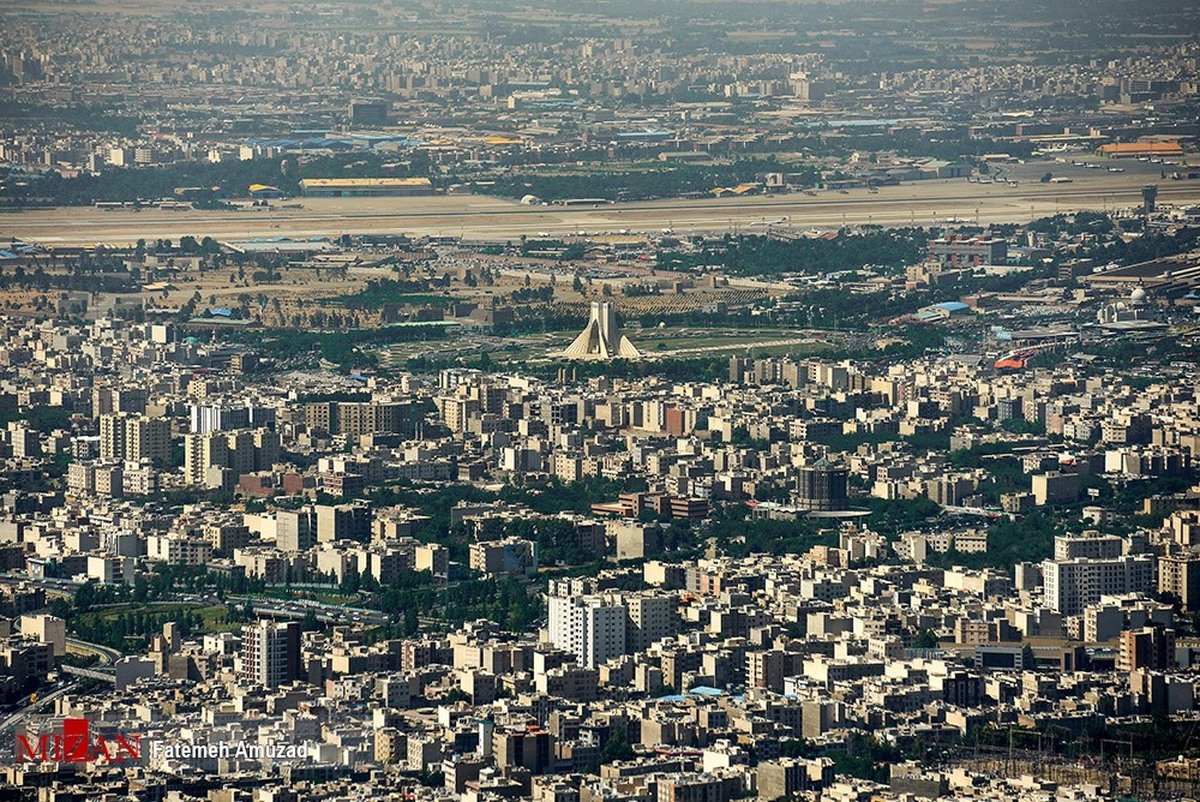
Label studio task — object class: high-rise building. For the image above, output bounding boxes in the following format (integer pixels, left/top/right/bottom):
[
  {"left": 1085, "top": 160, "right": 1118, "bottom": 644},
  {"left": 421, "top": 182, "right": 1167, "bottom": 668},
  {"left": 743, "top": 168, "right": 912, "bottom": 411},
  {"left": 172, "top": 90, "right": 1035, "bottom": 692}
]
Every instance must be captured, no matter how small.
[
  {"left": 19, "top": 613, "right": 66, "bottom": 657},
  {"left": 184, "top": 431, "right": 225, "bottom": 485},
  {"left": 183, "top": 429, "right": 280, "bottom": 486},
  {"left": 658, "top": 774, "right": 739, "bottom": 802},
  {"left": 253, "top": 429, "right": 281, "bottom": 467},
  {"left": 374, "top": 727, "right": 405, "bottom": 764},
  {"left": 316, "top": 501, "right": 372, "bottom": 543},
  {"left": 1042, "top": 554, "right": 1156, "bottom": 616},
  {"left": 348, "top": 100, "right": 389, "bottom": 124},
  {"left": 1159, "top": 552, "right": 1200, "bottom": 611},
  {"left": 303, "top": 400, "right": 419, "bottom": 437},
  {"left": 469, "top": 538, "right": 538, "bottom": 576},
  {"left": 493, "top": 727, "right": 553, "bottom": 775},
  {"left": 190, "top": 403, "right": 249, "bottom": 433},
  {"left": 98, "top": 414, "right": 126, "bottom": 462},
  {"left": 111, "top": 388, "right": 147, "bottom": 415},
  {"left": 758, "top": 758, "right": 836, "bottom": 800},
  {"left": 100, "top": 413, "right": 170, "bottom": 466},
  {"left": 1054, "top": 532, "right": 1124, "bottom": 561},
  {"left": 125, "top": 416, "right": 170, "bottom": 466},
  {"left": 92, "top": 387, "right": 114, "bottom": 417},
  {"left": 190, "top": 402, "right": 275, "bottom": 434},
  {"left": 276, "top": 507, "right": 317, "bottom": 552},
  {"left": 547, "top": 582, "right": 627, "bottom": 668},
  {"left": 1118, "top": 626, "right": 1175, "bottom": 672},
  {"left": 224, "top": 430, "right": 256, "bottom": 475},
  {"left": 928, "top": 236, "right": 1008, "bottom": 267},
  {"left": 240, "top": 620, "right": 301, "bottom": 687},
  {"left": 337, "top": 401, "right": 418, "bottom": 437},
  {"left": 1032, "top": 471, "right": 1080, "bottom": 505},
  {"left": 305, "top": 402, "right": 336, "bottom": 433},
  {"left": 625, "top": 594, "right": 675, "bottom": 652},
  {"left": 796, "top": 458, "right": 848, "bottom": 512}
]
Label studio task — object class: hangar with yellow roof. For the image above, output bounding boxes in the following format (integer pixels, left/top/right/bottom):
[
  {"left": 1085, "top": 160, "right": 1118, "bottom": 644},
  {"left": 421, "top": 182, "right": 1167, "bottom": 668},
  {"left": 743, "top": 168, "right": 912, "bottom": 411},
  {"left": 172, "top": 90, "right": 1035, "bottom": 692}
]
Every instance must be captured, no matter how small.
[{"left": 298, "top": 177, "right": 434, "bottom": 197}]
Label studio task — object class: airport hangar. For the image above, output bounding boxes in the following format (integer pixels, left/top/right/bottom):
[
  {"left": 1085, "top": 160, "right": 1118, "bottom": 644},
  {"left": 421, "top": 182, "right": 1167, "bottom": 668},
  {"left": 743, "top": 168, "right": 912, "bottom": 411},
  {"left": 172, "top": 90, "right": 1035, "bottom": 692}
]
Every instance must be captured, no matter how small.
[{"left": 298, "top": 177, "right": 434, "bottom": 198}]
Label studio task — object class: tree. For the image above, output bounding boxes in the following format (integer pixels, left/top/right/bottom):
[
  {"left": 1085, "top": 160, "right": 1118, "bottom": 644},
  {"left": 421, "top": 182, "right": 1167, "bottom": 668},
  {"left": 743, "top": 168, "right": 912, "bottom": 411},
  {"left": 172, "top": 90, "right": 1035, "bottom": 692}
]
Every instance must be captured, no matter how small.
[
  {"left": 49, "top": 598, "right": 72, "bottom": 620},
  {"left": 601, "top": 731, "right": 635, "bottom": 763},
  {"left": 443, "top": 687, "right": 470, "bottom": 704},
  {"left": 340, "top": 565, "right": 361, "bottom": 594},
  {"left": 74, "top": 580, "right": 98, "bottom": 612},
  {"left": 912, "top": 629, "right": 939, "bottom": 649},
  {"left": 300, "top": 609, "right": 321, "bottom": 633}
]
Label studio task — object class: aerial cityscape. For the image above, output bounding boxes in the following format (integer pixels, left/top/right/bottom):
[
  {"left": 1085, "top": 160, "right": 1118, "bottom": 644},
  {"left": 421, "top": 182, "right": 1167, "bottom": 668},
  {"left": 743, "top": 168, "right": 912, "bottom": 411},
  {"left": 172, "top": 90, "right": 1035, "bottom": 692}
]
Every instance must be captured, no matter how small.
[{"left": 3, "top": 0, "right": 1200, "bottom": 800}]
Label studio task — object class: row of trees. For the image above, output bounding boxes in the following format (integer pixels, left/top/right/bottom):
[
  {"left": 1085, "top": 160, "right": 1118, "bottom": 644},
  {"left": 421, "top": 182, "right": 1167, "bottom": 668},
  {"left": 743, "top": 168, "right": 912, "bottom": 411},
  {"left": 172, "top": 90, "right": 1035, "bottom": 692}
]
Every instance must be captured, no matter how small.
[
  {"left": 658, "top": 229, "right": 926, "bottom": 278},
  {"left": 478, "top": 158, "right": 815, "bottom": 202},
  {"left": 0, "top": 263, "right": 137, "bottom": 294},
  {"left": 337, "top": 278, "right": 445, "bottom": 310},
  {"left": 64, "top": 565, "right": 271, "bottom": 618},
  {"left": 1, "top": 151, "right": 433, "bottom": 206},
  {"left": 228, "top": 324, "right": 452, "bottom": 372},
  {"left": 705, "top": 502, "right": 838, "bottom": 557},
  {"left": 72, "top": 607, "right": 206, "bottom": 650},
  {"left": 372, "top": 576, "right": 541, "bottom": 634}
]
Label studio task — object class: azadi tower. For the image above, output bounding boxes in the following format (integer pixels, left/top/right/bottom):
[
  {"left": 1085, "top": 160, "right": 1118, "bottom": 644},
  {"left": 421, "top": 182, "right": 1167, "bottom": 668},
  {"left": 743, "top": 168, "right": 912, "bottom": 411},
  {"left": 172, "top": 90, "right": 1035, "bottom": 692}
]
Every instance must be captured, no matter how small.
[{"left": 562, "top": 301, "right": 641, "bottom": 359}]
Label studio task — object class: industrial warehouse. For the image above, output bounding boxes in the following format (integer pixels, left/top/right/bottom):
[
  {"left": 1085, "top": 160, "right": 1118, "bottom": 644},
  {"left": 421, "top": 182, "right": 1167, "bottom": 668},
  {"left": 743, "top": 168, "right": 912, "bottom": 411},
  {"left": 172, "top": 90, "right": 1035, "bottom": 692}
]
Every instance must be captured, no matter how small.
[{"left": 297, "top": 177, "right": 434, "bottom": 197}]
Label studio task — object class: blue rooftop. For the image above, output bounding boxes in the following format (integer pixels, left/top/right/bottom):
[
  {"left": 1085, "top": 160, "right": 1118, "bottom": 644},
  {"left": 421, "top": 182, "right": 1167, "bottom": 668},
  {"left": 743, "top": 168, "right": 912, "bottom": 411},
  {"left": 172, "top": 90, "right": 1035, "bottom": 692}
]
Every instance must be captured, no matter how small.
[
  {"left": 655, "top": 687, "right": 726, "bottom": 702},
  {"left": 617, "top": 130, "right": 671, "bottom": 140},
  {"left": 688, "top": 686, "right": 725, "bottom": 697},
  {"left": 932, "top": 301, "right": 970, "bottom": 312}
]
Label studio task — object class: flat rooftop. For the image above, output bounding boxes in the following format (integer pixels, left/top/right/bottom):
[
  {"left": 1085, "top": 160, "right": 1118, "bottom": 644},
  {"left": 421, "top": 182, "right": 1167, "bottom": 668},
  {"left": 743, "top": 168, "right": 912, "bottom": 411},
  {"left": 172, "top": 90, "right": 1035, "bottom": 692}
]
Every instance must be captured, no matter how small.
[{"left": 298, "top": 178, "right": 434, "bottom": 188}]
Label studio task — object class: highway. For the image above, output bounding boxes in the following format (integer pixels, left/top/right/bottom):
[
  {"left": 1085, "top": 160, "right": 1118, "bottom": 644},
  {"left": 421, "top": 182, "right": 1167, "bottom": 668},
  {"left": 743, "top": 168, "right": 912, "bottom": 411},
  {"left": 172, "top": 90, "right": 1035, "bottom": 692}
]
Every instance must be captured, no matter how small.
[
  {"left": 0, "top": 573, "right": 387, "bottom": 627},
  {"left": 0, "top": 570, "right": 387, "bottom": 627},
  {"left": 0, "top": 637, "right": 119, "bottom": 735},
  {"left": 226, "top": 594, "right": 389, "bottom": 627},
  {"left": 0, "top": 680, "right": 80, "bottom": 734},
  {"left": 144, "top": 589, "right": 390, "bottom": 627},
  {"left": 0, "top": 574, "right": 387, "bottom": 735},
  {"left": 0, "top": 574, "right": 82, "bottom": 600},
  {"left": 66, "top": 636, "right": 122, "bottom": 665}
]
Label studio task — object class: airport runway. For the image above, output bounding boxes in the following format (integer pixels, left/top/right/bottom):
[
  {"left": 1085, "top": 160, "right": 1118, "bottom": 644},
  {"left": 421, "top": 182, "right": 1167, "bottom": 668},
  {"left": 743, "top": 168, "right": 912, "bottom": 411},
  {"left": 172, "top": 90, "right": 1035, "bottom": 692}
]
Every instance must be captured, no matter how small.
[{"left": 3, "top": 170, "right": 1197, "bottom": 246}]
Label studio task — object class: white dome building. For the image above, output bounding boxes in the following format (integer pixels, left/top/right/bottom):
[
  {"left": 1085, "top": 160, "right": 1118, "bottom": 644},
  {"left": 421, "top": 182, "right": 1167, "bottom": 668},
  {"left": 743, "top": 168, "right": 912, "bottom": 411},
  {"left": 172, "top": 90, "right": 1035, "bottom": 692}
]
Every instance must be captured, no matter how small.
[{"left": 1097, "top": 285, "right": 1165, "bottom": 331}]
